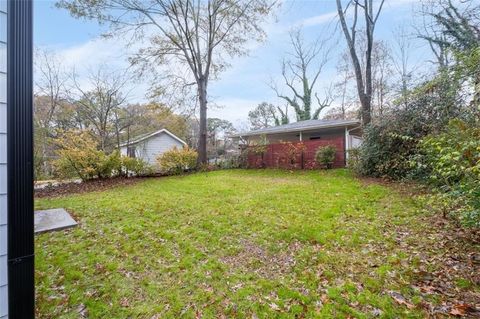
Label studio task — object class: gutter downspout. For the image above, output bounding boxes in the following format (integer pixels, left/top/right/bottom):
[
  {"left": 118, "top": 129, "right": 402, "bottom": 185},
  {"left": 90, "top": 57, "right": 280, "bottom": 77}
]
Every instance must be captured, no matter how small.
[
  {"left": 344, "top": 127, "right": 348, "bottom": 165},
  {"left": 345, "top": 125, "right": 362, "bottom": 166}
]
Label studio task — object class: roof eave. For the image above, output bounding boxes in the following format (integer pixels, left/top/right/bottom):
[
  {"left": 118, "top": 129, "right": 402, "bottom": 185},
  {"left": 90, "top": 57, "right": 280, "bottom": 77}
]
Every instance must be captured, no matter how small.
[
  {"left": 231, "top": 121, "right": 361, "bottom": 138},
  {"left": 119, "top": 129, "right": 187, "bottom": 147}
]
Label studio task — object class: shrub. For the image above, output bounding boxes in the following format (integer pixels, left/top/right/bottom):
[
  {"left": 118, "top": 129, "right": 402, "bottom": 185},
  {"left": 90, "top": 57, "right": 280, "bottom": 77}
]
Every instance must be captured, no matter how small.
[
  {"left": 157, "top": 147, "right": 198, "bottom": 175},
  {"left": 120, "top": 156, "right": 154, "bottom": 177},
  {"left": 238, "top": 148, "right": 249, "bottom": 168},
  {"left": 98, "top": 150, "right": 122, "bottom": 178},
  {"left": 216, "top": 155, "right": 243, "bottom": 169},
  {"left": 346, "top": 147, "right": 361, "bottom": 172},
  {"left": 54, "top": 130, "right": 118, "bottom": 181},
  {"left": 247, "top": 135, "right": 269, "bottom": 168},
  {"left": 417, "top": 120, "right": 480, "bottom": 226},
  {"left": 278, "top": 142, "right": 306, "bottom": 169},
  {"left": 355, "top": 106, "right": 435, "bottom": 179},
  {"left": 419, "top": 120, "right": 480, "bottom": 186},
  {"left": 315, "top": 145, "right": 336, "bottom": 169}
]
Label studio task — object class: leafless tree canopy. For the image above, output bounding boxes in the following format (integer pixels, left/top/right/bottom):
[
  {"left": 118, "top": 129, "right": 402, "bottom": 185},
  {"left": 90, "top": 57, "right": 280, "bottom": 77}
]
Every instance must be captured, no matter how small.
[
  {"left": 70, "top": 68, "right": 131, "bottom": 150},
  {"left": 272, "top": 29, "right": 332, "bottom": 121},
  {"left": 336, "top": 0, "right": 385, "bottom": 126},
  {"left": 34, "top": 49, "right": 70, "bottom": 130},
  {"left": 57, "top": 0, "right": 277, "bottom": 163}
]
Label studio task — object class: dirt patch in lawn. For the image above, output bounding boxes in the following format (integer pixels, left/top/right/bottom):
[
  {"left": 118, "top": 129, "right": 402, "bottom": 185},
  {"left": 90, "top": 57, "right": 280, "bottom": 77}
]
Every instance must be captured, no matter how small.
[
  {"left": 359, "top": 176, "right": 432, "bottom": 198},
  {"left": 34, "top": 177, "right": 144, "bottom": 198},
  {"left": 230, "top": 175, "right": 309, "bottom": 186},
  {"left": 220, "top": 240, "right": 321, "bottom": 279}
]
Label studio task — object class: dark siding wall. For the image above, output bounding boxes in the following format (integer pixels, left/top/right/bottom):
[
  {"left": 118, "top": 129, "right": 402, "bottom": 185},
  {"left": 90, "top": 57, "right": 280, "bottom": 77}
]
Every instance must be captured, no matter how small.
[
  {"left": 7, "top": 0, "right": 34, "bottom": 318},
  {"left": 0, "top": 1, "right": 7, "bottom": 317}
]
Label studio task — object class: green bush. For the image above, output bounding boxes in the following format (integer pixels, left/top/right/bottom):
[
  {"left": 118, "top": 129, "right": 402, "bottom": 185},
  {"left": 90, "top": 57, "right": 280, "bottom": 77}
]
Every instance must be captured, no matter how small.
[
  {"left": 315, "top": 145, "right": 336, "bottom": 169},
  {"left": 355, "top": 107, "right": 435, "bottom": 179},
  {"left": 157, "top": 147, "right": 198, "bottom": 175},
  {"left": 54, "top": 130, "right": 119, "bottom": 181},
  {"left": 346, "top": 148, "right": 361, "bottom": 172},
  {"left": 419, "top": 120, "right": 480, "bottom": 186},
  {"left": 417, "top": 120, "right": 480, "bottom": 226},
  {"left": 100, "top": 150, "right": 121, "bottom": 178},
  {"left": 120, "top": 156, "right": 154, "bottom": 177},
  {"left": 217, "top": 155, "right": 243, "bottom": 169}
]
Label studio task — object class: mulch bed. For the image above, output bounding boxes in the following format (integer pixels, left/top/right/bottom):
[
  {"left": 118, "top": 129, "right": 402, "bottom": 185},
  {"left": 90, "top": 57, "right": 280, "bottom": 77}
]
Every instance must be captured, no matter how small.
[{"left": 34, "top": 177, "right": 147, "bottom": 198}]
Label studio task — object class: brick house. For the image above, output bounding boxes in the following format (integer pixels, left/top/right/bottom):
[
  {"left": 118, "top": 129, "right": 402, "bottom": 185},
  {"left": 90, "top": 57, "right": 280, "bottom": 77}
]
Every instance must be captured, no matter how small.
[{"left": 231, "top": 119, "right": 363, "bottom": 169}]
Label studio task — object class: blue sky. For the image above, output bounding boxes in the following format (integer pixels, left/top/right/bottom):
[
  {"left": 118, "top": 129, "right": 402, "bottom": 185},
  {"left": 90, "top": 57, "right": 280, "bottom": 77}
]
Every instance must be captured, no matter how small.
[{"left": 35, "top": 0, "right": 434, "bottom": 127}]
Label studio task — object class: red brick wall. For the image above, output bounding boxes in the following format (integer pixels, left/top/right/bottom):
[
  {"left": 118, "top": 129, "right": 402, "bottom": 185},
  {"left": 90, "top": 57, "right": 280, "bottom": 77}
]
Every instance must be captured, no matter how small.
[{"left": 246, "top": 135, "right": 345, "bottom": 169}]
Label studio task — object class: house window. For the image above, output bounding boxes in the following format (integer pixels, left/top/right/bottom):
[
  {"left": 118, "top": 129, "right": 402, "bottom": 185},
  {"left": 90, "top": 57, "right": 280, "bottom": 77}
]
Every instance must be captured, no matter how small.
[
  {"left": 127, "top": 146, "right": 136, "bottom": 158},
  {"left": 310, "top": 135, "right": 321, "bottom": 140}
]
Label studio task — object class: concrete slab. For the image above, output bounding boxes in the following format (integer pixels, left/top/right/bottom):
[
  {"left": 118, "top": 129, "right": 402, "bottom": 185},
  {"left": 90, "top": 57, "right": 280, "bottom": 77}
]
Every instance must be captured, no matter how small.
[{"left": 34, "top": 208, "right": 77, "bottom": 234}]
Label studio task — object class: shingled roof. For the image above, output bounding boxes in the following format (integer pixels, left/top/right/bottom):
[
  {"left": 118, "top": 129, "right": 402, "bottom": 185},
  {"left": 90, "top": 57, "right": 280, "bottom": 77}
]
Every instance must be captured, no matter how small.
[{"left": 231, "top": 119, "right": 361, "bottom": 138}]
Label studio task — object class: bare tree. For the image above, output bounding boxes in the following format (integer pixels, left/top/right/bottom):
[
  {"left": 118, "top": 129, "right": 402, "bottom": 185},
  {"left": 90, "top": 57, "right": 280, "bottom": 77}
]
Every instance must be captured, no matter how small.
[
  {"left": 207, "top": 117, "right": 235, "bottom": 159},
  {"left": 336, "top": 0, "right": 385, "bottom": 126},
  {"left": 34, "top": 49, "right": 69, "bottom": 130},
  {"left": 272, "top": 29, "right": 332, "bottom": 121},
  {"left": 248, "top": 102, "right": 289, "bottom": 129},
  {"left": 371, "top": 40, "right": 392, "bottom": 117},
  {"left": 272, "top": 104, "right": 289, "bottom": 126},
  {"left": 430, "top": 0, "right": 480, "bottom": 109},
  {"left": 34, "top": 49, "right": 71, "bottom": 177},
  {"left": 248, "top": 102, "right": 277, "bottom": 129},
  {"left": 333, "top": 51, "right": 353, "bottom": 120},
  {"left": 391, "top": 26, "right": 420, "bottom": 110},
  {"left": 416, "top": 4, "right": 452, "bottom": 69},
  {"left": 57, "top": 0, "right": 276, "bottom": 164},
  {"left": 70, "top": 68, "right": 130, "bottom": 151}
]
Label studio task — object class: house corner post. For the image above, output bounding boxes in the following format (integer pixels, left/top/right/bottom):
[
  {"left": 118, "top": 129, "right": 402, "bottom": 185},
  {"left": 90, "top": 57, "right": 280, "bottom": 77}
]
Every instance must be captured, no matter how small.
[{"left": 7, "top": 0, "right": 35, "bottom": 317}]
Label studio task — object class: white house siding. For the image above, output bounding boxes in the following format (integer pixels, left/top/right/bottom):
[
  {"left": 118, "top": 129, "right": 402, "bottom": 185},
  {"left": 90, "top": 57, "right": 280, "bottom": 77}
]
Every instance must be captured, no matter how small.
[
  {"left": 350, "top": 135, "right": 363, "bottom": 149},
  {"left": 0, "top": 2, "right": 7, "bottom": 317},
  {"left": 120, "top": 132, "right": 185, "bottom": 166}
]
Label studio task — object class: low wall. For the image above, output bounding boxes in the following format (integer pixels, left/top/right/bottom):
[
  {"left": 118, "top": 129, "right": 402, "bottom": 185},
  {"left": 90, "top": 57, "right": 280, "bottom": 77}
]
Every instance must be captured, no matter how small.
[{"left": 246, "top": 136, "right": 345, "bottom": 169}]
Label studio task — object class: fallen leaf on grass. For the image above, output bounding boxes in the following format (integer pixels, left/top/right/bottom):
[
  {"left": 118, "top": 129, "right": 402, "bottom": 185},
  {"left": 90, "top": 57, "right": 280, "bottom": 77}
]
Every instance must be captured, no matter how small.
[
  {"left": 419, "top": 285, "right": 437, "bottom": 294},
  {"left": 371, "top": 308, "right": 383, "bottom": 317},
  {"left": 76, "top": 303, "right": 88, "bottom": 318},
  {"left": 120, "top": 297, "right": 130, "bottom": 308},
  {"left": 320, "top": 294, "right": 329, "bottom": 304},
  {"left": 388, "top": 291, "right": 415, "bottom": 309},
  {"left": 450, "top": 304, "right": 480, "bottom": 317},
  {"left": 269, "top": 303, "right": 281, "bottom": 311}
]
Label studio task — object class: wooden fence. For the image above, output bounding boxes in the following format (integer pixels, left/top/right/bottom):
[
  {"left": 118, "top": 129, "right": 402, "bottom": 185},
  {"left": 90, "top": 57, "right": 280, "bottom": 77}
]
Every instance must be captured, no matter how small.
[{"left": 246, "top": 136, "right": 345, "bottom": 169}]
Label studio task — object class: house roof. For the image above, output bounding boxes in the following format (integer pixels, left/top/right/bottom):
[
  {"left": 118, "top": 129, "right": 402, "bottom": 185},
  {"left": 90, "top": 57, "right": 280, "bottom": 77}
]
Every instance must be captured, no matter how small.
[
  {"left": 119, "top": 129, "right": 187, "bottom": 147},
  {"left": 231, "top": 119, "right": 361, "bottom": 138}
]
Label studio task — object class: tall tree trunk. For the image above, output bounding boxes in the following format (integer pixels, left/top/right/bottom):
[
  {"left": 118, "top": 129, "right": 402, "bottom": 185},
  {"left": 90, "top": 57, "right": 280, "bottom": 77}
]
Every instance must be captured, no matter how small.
[
  {"left": 198, "top": 78, "right": 208, "bottom": 164},
  {"left": 364, "top": 2, "right": 373, "bottom": 126},
  {"left": 336, "top": 0, "right": 379, "bottom": 127},
  {"left": 360, "top": 94, "right": 371, "bottom": 126},
  {"left": 474, "top": 72, "right": 480, "bottom": 113},
  {"left": 114, "top": 112, "right": 121, "bottom": 150}
]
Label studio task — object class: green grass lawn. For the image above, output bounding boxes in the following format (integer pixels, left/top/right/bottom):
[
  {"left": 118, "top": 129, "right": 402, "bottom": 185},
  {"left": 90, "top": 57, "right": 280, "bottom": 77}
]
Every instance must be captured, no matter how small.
[{"left": 34, "top": 169, "right": 468, "bottom": 318}]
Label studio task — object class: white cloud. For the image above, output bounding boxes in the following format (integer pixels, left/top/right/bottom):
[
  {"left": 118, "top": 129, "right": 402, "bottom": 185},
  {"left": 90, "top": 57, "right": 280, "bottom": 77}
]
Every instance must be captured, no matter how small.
[
  {"left": 210, "top": 97, "right": 262, "bottom": 125},
  {"left": 37, "top": 36, "right": 153, "bottom": 102},
  {"left": 296, "top": 0, "right": 420, "bottom": 29},
  {"left": 299, "top": 11, "right": 337, "bottom": 27},
  {"left": 55, "top": 37, "right": 131, "bottom": 70}
]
